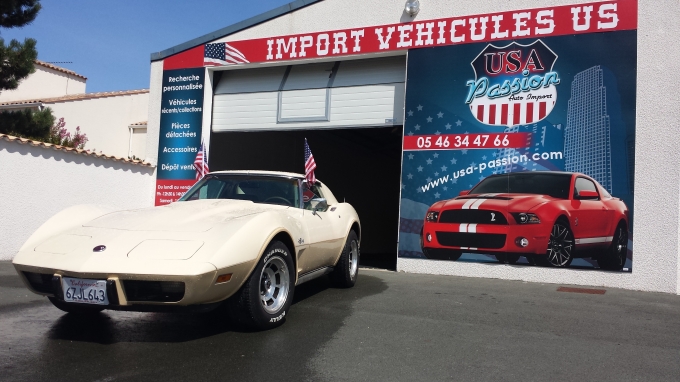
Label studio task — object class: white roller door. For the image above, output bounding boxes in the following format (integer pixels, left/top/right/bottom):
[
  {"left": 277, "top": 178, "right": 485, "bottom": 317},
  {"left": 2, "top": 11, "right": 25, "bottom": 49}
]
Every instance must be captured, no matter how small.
[{"left": 211, "top": 56, "right": 405, "bottom": 132}]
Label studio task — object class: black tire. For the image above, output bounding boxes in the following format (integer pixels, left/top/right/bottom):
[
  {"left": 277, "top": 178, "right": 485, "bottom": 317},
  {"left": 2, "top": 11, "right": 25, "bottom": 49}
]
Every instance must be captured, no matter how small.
[
  {"left": 505, "top": 254, "right": 521, "bottom": 264},
  {"left": 495, "top": 254, "right": 520, "bottom": 264},
  {"left": 545, "top": 220, "right": 574, "bottom": 267},
  {"left": 227, "top": 240, "right": 295, "bottom": 330},
  {"left": 48, "top": 297, "right": 105, "bottom": 314},
  {"left": 597, "top": 222, "right": 628, "bottom": 271},
  {"left": 330, "top": 230, "right": 360, "bottom": 288}
]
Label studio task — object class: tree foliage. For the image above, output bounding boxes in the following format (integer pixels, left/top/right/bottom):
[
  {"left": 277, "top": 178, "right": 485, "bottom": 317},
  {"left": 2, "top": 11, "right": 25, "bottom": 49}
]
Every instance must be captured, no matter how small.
[
  {"left": 0, "top": 107, "right": 54, "bottom": 139},
  {"left": 0, "top": 0, "right": 41, "bottom": 91}
]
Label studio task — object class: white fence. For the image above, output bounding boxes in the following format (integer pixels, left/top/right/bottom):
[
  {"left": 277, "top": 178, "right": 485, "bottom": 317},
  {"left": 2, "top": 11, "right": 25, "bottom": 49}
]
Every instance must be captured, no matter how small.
[{"left": 0, "top": 137, "right": 155, "bottom": 260}]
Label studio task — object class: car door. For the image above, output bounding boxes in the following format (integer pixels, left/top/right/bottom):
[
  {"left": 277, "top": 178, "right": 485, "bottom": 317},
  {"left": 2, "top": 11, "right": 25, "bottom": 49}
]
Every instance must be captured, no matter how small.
[
  {"left": 299, "top": 184, "right": 339, "bottom": 272},
  {"left": 569, "top": 177, "right": 608, "bottom": 245}
]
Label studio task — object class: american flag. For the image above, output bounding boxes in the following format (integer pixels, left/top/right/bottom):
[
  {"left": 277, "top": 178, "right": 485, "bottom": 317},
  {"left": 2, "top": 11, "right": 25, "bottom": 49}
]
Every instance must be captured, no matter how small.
[
  {"left": 304, "top": 138, "right": 316, "bottom": 185},
  {"left": 204, "top": 42, "right": 250, "bottom": 66},
  {"left": 194, "top": 140, "right": 209, "bottom": 180}
]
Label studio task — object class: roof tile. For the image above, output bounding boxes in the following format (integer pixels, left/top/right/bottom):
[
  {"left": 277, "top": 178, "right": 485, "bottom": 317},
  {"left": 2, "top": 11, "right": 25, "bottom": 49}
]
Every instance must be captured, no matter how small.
[{"left": 0, "top": 133, "right": 154, "bottom": 167}]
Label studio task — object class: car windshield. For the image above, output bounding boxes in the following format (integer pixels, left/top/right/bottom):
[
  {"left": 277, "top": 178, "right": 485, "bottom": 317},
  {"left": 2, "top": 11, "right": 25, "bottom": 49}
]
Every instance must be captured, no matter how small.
[
  {"left": 179, "top": 175, "right": 300, "bottom": 207},
  {"left": 469, "top": 173, "right": 572, "bottom": 199}
]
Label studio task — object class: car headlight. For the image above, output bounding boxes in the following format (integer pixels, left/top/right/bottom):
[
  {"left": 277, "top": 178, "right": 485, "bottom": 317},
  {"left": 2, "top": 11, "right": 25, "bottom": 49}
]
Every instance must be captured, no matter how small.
[
  {"left": 426, "top": 211, "right": 439, "bottom": 222},
  {"left": 511, "top": 213, "right": 540, "bottom": 224}
]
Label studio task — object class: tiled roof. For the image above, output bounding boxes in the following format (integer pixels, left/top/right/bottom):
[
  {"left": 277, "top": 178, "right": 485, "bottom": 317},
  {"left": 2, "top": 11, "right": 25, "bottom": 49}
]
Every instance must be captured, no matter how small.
[
  {"left": 35, "top": 60, "right": 87, "bottom": 80},
  {"left": 0, "top": 89, "right": 149, "bottom": 106},
  {"left": 0, "top": 133, "right": 154, "bottom": 167}
]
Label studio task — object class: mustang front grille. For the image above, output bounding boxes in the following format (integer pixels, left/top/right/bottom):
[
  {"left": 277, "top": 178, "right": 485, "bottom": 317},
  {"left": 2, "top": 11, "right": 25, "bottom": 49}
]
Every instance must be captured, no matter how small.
[
  {"left": 438, "top": 210, "right": 508, "bottom": 225},
  {"left": 123, "top": 280, "right": 185, "bottom": 303},
  {"left": 23, "top": 272, "right": 54, "bottom": 294},
  {"left": 436, "top": 232, "right": 506, "bottom": 249}
]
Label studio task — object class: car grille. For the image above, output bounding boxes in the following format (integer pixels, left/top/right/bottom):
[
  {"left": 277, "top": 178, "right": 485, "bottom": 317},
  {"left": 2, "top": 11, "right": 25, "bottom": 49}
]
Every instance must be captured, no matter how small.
[
  {"left": 438, "top": 209, "right": 508, "bottom": 225},
  {"left": 122, "top": 280, "right": 185, "bottom": 302},
  {"left": 23, "top": 272, "right": 54, "bottom": 294},
  {"left": 436, "top": 232, "right": 506, "bottom": 249}
]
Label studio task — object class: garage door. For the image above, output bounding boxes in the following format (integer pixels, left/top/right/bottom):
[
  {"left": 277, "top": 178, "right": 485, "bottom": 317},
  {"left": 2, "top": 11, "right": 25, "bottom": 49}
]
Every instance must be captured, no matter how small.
[{"left": 211, "top": 56, "right": 406, "bottom": 131}]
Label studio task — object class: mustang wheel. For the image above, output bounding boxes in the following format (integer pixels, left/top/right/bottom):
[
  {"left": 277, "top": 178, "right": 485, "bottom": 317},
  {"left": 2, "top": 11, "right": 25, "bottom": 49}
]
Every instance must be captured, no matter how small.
[
  {"left": 330, "top": 230, "right": 360, "bottom": 288},
  {"left": 546, "top": 220, "right": 574, "bottom": 267},
  {"left": 228, "top": 240, "right": 295, "bottom": 330},
  {"left": 597, "top": 222, "right": 628, "bottom": 271},
  {"left": 48, "top": 297, "right": 105, "bottom": 314}
]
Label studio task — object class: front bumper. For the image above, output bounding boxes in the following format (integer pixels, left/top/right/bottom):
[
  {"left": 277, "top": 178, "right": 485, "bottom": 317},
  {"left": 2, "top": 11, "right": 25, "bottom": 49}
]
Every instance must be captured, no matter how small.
[
  {"left": 421, "top": 221, "right": 550, "bottom": 256},
  {"left": 13, "top": 256, "right": 254, "bottom": 309}
]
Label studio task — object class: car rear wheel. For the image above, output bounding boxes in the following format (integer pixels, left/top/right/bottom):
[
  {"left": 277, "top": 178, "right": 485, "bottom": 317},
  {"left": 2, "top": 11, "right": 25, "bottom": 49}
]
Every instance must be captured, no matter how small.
[
  {"left": 330, "top": 230, "right": 360, "bottom": 288},
  {"left": 597, "top": 222, "right": 628, "bottom": 271},
  {"left": 227, "top": 240, "right": 295, "bottom": 330},
  {"left": 48, "top": 297, "right": 105, "bottom": 314},
  {"left": 546, "top": 220, "right": 574, "bottom": 267}
]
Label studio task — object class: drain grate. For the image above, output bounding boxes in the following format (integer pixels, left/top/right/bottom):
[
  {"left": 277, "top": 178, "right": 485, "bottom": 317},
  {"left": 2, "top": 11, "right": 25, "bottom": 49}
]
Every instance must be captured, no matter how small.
[{"left": 557, "top": 286, "right": 606, "bottom": 295}]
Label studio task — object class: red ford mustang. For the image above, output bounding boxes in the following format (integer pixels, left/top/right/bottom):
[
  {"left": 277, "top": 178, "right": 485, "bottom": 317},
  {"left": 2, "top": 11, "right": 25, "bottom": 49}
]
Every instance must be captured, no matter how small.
[{"left": 420, "top": 171, "right": 629, "bottom": 270}]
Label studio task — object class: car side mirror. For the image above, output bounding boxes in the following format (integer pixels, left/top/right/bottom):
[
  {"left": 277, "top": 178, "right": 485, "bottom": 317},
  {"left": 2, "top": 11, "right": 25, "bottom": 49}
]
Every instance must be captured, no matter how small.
[
  {"left": 311, "top": 198, "right": 328, "bottom": 214},
  {"left": 459, "top": 190, "right": 470, "bottom": 196},
  {"left": 577, "top": 190, "right": 599, "bottom": 200}
]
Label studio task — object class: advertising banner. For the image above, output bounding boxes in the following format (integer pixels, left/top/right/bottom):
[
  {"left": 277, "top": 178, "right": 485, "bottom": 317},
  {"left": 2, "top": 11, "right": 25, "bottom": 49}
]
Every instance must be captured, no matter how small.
[
  {"left": 154, "top": 68, "right": 205, "bottom": 205},
  {"left": 162, "top": 0, "right": 636, "bottom": 70},
  {"left": 400, "top": 27, "right": 636, "bottom": 270}
]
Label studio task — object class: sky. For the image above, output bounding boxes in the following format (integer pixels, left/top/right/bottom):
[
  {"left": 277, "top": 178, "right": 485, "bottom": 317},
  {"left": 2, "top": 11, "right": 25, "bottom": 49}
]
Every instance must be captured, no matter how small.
[{"left": 1, "top": 0, "right": 294, "bottom": 93}]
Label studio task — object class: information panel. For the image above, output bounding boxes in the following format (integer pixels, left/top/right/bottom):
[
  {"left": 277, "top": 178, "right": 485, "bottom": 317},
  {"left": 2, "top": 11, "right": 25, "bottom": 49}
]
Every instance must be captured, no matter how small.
[{"left": 155, "top": 67, "right": 205, "bottom": 205}]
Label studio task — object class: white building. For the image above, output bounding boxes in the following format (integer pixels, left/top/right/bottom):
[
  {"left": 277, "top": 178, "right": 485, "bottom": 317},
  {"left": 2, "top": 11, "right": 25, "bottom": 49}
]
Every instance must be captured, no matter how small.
[
  {"left": 140, "top": 0, "right": 680, "bottom": 294},
  {"left": 0, "top": 60, "right": 149, "bottom": 159}
]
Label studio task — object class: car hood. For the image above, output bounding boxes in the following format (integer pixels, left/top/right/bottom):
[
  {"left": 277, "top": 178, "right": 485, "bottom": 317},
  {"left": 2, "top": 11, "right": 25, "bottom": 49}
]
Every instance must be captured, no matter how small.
[
  {"left": 84, "top": 199, "right": 288, "bottom": 232},
  {"left": 442, "top": 193, "right": 557, "bottom": 212}
]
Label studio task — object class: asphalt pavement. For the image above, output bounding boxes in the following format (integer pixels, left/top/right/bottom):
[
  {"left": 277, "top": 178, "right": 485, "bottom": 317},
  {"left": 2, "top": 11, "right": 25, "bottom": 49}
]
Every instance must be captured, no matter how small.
[{"left": 1, "top": 260, "right": 679, "bottom": 381}]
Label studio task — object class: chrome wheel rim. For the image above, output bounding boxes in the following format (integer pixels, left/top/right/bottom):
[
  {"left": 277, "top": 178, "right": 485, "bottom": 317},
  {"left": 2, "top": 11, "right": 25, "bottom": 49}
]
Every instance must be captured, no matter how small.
[
  {"left": 614, "top": 226, "right": 628, "bottom": 266},
  {"left": 349, "top": 240, "right": 359, "bottom": 280},
  {"left": 259, "top": 256, "right": 290, "bottom": 314},
  {"left": 547, "top": 223, "right": 573, "bottom": 267}
]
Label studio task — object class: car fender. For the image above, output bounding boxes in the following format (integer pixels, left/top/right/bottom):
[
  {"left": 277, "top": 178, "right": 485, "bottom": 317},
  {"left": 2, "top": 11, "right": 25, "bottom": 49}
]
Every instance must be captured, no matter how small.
[
  {"left": 205, "top": 211, "right": 303, "bottom": 291},
  {"left": 17, "top": 204, "right": 115, "bottom": 253},
  {"left": 328, "top": 203, "right": 361, "bottom": 265}
]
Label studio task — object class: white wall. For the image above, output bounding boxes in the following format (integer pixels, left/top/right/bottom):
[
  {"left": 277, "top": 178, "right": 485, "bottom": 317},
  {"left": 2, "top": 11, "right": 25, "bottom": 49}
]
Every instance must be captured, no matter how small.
[
  {"left": 0, "top": 65, "right": 86, "bottom": 102},
  {"left": 0, "top": 138, "right": 155, "bottom": 260},
  {"left": 148, "top": 0, "right": 680, "bottom": 293},
  {"left": 46, "top": 92, "right": 149, "bottom": 158}
]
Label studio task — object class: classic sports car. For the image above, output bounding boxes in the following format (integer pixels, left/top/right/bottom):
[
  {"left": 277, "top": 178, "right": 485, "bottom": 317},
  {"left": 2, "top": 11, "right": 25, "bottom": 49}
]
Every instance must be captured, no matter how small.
[
  {"left": 420, "top": 171, "right": 629, "bottom": 270},
  {"left": 12, "top": 171, "right": 361, "bottom": 330}
]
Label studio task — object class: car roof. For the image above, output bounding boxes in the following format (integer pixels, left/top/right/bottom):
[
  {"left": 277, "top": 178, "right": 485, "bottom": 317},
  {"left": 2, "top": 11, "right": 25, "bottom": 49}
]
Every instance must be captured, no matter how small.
[
  {"left": 485, "top": 171, "right": 578, "bottom": 177},
  {"left": 208, "top": 170, "right": 306, "bottom": 179}
]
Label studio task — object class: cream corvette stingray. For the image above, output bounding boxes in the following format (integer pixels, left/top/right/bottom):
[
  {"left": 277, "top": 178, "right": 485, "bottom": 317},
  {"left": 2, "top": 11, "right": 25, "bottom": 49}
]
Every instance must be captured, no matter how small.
[{"left": 12, "top": 171, "right": 361, "bottom": 329}]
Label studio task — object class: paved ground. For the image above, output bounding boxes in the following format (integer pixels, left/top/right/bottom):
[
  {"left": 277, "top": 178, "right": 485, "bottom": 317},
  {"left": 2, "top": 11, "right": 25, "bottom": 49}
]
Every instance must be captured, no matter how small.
[{"left": 1, "top": 261, "right": 680, "bottom": 382}]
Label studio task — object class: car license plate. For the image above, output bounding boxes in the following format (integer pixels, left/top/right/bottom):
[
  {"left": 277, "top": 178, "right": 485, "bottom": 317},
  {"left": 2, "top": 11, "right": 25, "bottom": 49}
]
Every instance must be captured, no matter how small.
[{"left": 61, "top": 277, "right": 109, "bottom": 305}]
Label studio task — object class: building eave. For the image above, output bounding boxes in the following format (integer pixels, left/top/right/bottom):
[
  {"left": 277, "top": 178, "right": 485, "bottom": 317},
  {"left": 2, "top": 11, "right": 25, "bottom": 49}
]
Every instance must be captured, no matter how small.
[{"left": 150, "top": 0, "right": 323, "bottom": 62}]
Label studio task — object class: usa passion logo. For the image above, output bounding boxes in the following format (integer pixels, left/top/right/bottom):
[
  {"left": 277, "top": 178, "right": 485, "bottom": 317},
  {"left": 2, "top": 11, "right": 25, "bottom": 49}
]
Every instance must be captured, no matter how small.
[{"left": 465, "top": 40, "right": 560, "bottom": 127}]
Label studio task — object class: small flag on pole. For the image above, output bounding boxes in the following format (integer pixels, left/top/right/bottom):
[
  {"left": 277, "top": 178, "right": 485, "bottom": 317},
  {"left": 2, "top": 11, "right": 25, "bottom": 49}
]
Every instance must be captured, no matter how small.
[
  {"left": 304, "top": 138, "right": 316, "bottom": 185},
  {"left": 194, "top": 140, "right": 209, "bottom": 180}
]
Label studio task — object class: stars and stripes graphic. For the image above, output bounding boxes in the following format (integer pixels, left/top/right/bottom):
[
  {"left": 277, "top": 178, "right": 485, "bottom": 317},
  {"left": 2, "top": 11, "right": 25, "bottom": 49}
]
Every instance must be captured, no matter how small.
[
  {"left": 304, "top": 138, "right": 316, "bottom": 185},
  {"left": 470, "top": 100, "right": 556, "bottom": 126},
  {"left": 204, "top": 42, "right": 250, "bottom": 66},
  {"left": 194, "top": 140, "right": 209, "bottom": 180}
]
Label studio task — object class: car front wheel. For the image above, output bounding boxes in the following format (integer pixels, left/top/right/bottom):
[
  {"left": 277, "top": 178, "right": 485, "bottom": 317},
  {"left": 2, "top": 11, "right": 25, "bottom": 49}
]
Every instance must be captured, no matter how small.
[
  {"left": 228, "top": 240, "right": 295, "bottom": 330},
  {"left": 330, "top": 230, "right": 360, "bottom": 288},
  {"left": 545, "top": 220, "right": 574, "bottom": 267}
]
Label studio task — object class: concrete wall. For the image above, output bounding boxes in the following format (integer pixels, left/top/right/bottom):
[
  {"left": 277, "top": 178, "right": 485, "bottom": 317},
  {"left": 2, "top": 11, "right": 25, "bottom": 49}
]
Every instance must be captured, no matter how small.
[
  {"left": 0, "top": 138, "right": 155, "bottom": 261},
  {"left": 46, "top": 92, "right": 149, "bottom": 159},
  {"left": 0, "top": 65, "right": 86, "bottom": 102},
  {"left": 148, "top": 0, "right": 680, "bottom": 293}
]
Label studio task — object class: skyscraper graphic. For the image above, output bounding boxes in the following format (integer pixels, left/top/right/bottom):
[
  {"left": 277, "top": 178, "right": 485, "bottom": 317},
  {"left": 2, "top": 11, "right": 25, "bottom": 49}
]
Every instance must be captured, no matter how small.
[{"left": 564, "top": 66, "right": 613, "bottom": 193}]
